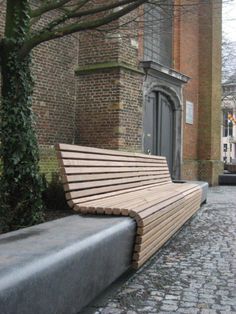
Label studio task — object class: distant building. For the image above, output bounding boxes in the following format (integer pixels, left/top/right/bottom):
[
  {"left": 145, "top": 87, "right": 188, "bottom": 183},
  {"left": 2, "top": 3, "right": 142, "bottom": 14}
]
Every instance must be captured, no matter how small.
[{"left": 221, "top": 75, "right": 236, "bottom": 164}]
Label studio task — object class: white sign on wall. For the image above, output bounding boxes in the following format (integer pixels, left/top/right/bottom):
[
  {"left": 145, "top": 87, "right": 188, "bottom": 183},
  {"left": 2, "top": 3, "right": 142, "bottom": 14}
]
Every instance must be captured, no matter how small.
[{"left": 186, "top": 101, "right": 194, "bottom": 124}]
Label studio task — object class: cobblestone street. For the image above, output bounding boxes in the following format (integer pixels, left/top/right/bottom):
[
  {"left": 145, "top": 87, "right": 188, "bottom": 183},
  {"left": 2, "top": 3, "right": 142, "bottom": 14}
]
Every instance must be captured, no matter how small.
[{"left": 86, "top": 186, "right": 236, "bottom": 314}]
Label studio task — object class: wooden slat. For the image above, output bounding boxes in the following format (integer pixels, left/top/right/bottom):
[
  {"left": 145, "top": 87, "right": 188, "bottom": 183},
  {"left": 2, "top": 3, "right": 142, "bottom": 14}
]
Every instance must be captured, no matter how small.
[
  {"left": 110, "top": 189, "right": 180, "bottom": 216},
  {"left": 75, "top": 184, "right": 198, "bottom": 216},
  {"left": 135, "top": 194, "right": 200, "bottom": 246},
  {"left": 77, "top": 187, "right": 200, "bottom": 224},
  {"left": 62, "top": 170, "right": 170, "bottom": 183},
  {"left": 132, "top": 200, "right": 199, "bottom": 269},
  {"left": 77, "top": 181, "right": 174, "bottom": 207},
  {"left": 121, "top": 192, "right": 192, "bottom": 218},
  {"left": 62, "top": 166, "right": 170, "bottom": 175},
  {"left": 121, "top": 184, "right": 199, "bottom": 216},
  {"left": 129, "top": 189, "right": 185, "bottom": 213},
  {"left": 71, "top": 182, "right": 168, "bottom": 207},
  {"left": 76, "top": 187, "right": 171, "bottom": 215},
  {"left": 135, "top": 189, "right": 201, "bottom": 227},
  {"left": 132, "top": 185, "right": 201, "bottom": 218},
  {"left": 76, "top": 182, "right": 174, "bottom": 210},
  {"left": 135, "top": 197, "right": 187, "bottom": 228},
  {"left": 60, "top": 159, "right": 167, "bottom": 168},
  {"left": 133, "top": 196, "right": 201, "bottom": 262},
  {"left": 136, "top": 199, "right": 189, "bottom": 239},
  {"left": 135, "top": 205, "right": 189, "bottom": 251},
  {"left": 137, "top": 191, "right": 199, "bottom": 235},
  {"left": 135, "top": 196, "right": 200, "bottom": 262},
  {"left": 64, "top": 174, "right": 170, "bottom": 192},
  {"left": 56, "top": 143, "right": 166, "bottom": 161},
  {"left": 136, "top": 194, "right": 200, "bottom": 254},
  {"left": 59, "top": 151, "right": 164, "bottom": 164},
  {"left": 132, "top": 194, "right": 185, "bottom": 220},
  {"left": 66, "top": 178, "right": 171, "bottom": 200}
]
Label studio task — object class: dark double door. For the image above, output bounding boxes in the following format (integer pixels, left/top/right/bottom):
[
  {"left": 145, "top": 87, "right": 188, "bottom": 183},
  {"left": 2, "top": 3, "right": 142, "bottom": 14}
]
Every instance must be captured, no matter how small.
[{"left": 143, "top": 92, "right": 174, "bottom": 173}]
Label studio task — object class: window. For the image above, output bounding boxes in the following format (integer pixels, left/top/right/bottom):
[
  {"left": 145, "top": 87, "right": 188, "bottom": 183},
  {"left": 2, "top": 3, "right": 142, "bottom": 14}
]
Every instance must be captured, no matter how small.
[
  {"left": 144, "top": 1, "right": 173, "bottom": 67},
  {"left": 223, "top": 143, "right": 227, "bottom": 152},
  {"left": 223, "top": 110, "right": 233, "bottom": 137}
]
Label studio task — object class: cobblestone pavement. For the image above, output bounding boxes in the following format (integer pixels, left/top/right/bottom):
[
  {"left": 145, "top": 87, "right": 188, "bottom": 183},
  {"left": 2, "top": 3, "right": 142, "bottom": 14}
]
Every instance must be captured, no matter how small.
[{"left": 87, "top": 186, "right": 236, "bottom": 314}]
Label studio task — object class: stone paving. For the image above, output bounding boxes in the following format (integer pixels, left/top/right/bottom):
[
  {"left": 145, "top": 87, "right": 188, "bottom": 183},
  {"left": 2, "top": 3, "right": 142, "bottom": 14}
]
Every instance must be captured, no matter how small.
[{"left": 86, "top": 186, "right": 236, "bottom": 314}]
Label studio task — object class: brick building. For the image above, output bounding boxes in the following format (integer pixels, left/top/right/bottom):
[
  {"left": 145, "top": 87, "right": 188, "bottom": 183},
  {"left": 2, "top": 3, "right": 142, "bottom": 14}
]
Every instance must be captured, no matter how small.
[
  {"left": 0, "top": 1, "right": 223, "bottom": 185},
  {"left": 221, "top": 75, "right": 236, "bottom": 163}
]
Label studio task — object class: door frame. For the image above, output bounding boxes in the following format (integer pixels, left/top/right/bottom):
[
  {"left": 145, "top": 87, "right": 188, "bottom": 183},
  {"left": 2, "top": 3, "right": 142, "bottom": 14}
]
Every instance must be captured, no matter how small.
[
  {"left": 156, "top": 92, "right": 174, "bottom": 171},
  {"left": 143, "top": 84, "right": 183, "bottom": 180}
]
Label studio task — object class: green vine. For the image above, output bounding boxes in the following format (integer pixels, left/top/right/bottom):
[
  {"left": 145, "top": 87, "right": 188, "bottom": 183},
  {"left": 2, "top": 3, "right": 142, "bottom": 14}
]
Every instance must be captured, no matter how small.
[{"left": 0, "top": 0, "right": 45, "bottom": 232}]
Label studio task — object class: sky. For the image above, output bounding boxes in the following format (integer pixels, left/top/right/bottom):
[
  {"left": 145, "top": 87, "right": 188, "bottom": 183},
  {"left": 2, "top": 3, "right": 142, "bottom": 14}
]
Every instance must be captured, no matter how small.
[{"left": 223, "top": 0, "right": 236, "bottom": 42}]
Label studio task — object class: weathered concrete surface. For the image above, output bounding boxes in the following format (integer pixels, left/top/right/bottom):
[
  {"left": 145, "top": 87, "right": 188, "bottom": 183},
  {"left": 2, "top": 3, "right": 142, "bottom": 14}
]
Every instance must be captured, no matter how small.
[
  {"left": 85, "top": 186, "right": 236, "bottom": 314},
  {"left": 0, "top": 216, "right": 135, "bottom": 314},
  {"left": 219, "top": 173, "right": 236, "bottom": 185}
]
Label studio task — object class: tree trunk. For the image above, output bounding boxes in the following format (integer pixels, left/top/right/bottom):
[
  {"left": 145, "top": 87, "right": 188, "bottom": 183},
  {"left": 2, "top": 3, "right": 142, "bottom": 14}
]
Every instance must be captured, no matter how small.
[{"left": 0, "top": 0, "right": 44, "bottom": 232}]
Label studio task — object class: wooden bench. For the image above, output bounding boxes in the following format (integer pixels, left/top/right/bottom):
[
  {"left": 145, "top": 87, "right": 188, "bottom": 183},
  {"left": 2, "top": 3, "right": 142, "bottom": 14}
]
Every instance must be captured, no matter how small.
[{"left": 56, "top": 143, "right": 202, "bottom": 269}]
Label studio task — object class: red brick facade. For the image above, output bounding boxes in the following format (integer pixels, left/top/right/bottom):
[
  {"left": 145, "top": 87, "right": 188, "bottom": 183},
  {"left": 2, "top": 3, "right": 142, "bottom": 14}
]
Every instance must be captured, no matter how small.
[
  {"left": 0, "top": 1, "right": 223, "bottom": 184},
  {"left": 173, "top": 0, "right": 200, "bottom": 179},
  {"left": 173, "top": 0, "right": 223, "bottom": 184}
]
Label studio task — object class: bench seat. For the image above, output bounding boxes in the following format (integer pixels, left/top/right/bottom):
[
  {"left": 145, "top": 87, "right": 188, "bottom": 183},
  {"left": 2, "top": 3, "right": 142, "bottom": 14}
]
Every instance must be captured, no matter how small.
[
  {"left": 56, "top": 144, "right": 202, "bottom": 269},
  {"left": 0, "top": 216, "right": 135, "bottom": 314}
]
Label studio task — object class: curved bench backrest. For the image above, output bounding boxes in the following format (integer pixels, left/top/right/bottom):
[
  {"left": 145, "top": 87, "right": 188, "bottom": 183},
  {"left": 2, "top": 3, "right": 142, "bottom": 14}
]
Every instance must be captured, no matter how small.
[{"left": 56, "top": 144, "right": 171, "bottom": 207}]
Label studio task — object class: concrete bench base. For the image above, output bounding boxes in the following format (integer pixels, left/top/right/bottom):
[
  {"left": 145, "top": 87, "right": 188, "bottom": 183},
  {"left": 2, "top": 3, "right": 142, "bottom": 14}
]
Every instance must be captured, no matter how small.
[
  {"left": 219, "top": 174, "right": 236, "bottom": 185},
  {"left": 0, "top": 216, "right": 135, "bottom": 314}
]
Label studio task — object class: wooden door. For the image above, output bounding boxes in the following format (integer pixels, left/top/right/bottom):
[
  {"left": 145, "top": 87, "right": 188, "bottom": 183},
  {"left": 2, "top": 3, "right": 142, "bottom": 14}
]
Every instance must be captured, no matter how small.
[{"left": 143, "top": 92, "right": 174, "bottom": 173}]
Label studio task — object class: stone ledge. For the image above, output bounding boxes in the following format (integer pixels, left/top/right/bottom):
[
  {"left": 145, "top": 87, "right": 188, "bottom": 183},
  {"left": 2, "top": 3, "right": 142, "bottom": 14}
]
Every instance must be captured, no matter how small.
[
  {"left": 0, "top": 216, "right": 135, "bottom": 314},
  {"left": 75, "top": 62, "right": 144, "bottom": 75},
  {"left": 198, "top": 160, "right": 224, "bottom": 186},
  {"left": 227, "top": 164, "right": 236, "bottom": 173},
  {"left": 219, "top": 173, "right": 236, "bottom": 185}
]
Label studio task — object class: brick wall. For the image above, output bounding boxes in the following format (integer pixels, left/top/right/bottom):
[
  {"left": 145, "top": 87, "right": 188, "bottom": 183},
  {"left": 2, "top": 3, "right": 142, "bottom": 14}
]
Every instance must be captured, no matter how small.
[
  {"left": 118, "top": 10, "right": 141, "bottom": 67},
  {"left": 197, "top": 0, "right": 223, "bottom": 185},
  {"left": 173, "top": 0, "right": 223, "bottom": 184},
  {"left": 181, "top": 160, "right": 199, "bottom": 181},
  {"left": 76, "top": 69, "right": 120, "bottom": 149},
  {"left": 119, "top": 69, "right": 144, "bottom": 151},
  {"left": 117, "top": 11, "right": 144, "bottom": 151},
  {"left": 173, "top": 0, "right": 200, "bottom": 180},
  {"left": 78, "top": 29, "right": 119, "bottom": 67},
  {"left": 32, "top": 35, "right": 78, "bottom": 146},
  {"left": 76, "top": 8, "right": 144, "bottom": 152}
]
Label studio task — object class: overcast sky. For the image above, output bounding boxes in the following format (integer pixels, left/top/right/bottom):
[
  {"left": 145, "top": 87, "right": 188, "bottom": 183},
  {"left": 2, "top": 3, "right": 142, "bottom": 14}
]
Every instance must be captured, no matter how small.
[{"left": 223, "top": 0, "right": 236, "bottom": 41}]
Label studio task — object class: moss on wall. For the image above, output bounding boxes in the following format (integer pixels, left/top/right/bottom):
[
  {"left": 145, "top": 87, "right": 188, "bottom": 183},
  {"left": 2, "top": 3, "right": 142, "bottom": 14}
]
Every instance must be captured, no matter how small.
[{"left": 39, "top": 146, "right": 59, "bottom": 181}]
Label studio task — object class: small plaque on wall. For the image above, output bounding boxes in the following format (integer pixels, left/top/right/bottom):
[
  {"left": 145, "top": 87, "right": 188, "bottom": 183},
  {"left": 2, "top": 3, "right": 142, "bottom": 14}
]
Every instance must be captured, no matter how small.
[{"left": 186, "top": 101, "right": 194, "bottom": 124}]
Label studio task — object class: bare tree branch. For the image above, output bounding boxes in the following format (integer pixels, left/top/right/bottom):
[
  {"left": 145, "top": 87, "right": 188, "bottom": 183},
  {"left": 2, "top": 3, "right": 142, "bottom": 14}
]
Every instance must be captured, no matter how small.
[
  {"left": 39, "top": 0, "right": 143, "bottom": 33},
  {"left": 30, "top": 0, "right": 73, "bottom": 18},
  {"left": 21, "top": 0, "right": 147, "bottom": 56},
  {"left": 63, "top": 0, "right": 91, "bottom": 10}
]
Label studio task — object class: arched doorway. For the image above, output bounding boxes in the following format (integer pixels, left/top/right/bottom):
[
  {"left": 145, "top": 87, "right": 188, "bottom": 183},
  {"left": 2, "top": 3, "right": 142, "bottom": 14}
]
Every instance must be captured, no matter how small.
[
  {"left": 143, "top": 91, "right": 174, "bottom": 173},
  {"left": 141, "top": 61, "right": 190, "bottom": 180}
]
